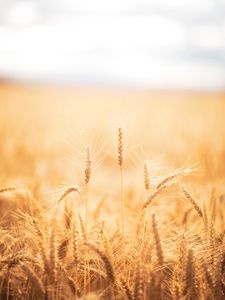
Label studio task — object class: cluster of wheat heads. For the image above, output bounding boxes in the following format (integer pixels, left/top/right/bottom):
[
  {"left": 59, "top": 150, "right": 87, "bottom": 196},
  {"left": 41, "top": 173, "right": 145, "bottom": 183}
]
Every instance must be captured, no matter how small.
[{"left": 1, "top": 128, "right": 225, "bottom": 300}]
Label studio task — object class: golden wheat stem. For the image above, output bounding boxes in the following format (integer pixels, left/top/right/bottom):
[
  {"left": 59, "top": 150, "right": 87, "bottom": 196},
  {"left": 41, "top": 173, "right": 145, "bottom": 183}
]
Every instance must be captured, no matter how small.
[
  {"left": 117, "top": 128, "right": 124, "bottom": 235},
  {"left": 120, "top": 166, "right": 124, "bottom": 236},
  {"left": 83, "top": 144, "right": 92, "bottom": 294}
]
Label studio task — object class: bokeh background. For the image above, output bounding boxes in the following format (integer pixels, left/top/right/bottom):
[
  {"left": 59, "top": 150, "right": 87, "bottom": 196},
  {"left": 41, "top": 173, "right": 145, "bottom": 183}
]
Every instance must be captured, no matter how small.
[{"left": 0, "top": 0, "right": 224, "bottom": 90}]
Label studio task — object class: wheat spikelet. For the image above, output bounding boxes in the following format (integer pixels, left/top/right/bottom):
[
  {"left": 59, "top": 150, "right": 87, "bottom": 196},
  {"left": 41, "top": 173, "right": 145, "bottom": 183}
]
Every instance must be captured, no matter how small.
[
  {"left": 72, "top": 224, "right": 80, "bottom": 264},
  {"left": 58, "top": 236, "right": 70, "bottom": 261},
  {"left": 171, "top": 266, "right": 181, "bottom": 300},
  {"left": 157, "top": 169, "right": 190, "bottom": 190},
  {"left": 142, "top": 184, "right": 167, "bottom": 210},
  {"left": 67, "top": 274, "right": 81, "bottom": 297},
  {"left": 40, "top": 241, "right": 50, "bottom": 275},
  {"left": 85, "top": 242, "right": 115, "bottom": 284},
  {"left": 143, "top": 161, "right": 150, "bottom": 191},
  {"left": 22, "top": 264, "right": 45, "bottom": 297},
  {"left": 0, "top": 187, "right": 17, "bottom": 193},
  {"left": 3, "top": 254, "right": 28, "bottom": 268},
  {"left": 98, "top": 223, "right": 112, "bottom": 258},
  {"left": 134, "top": 263, "right": 144, "bottom": 300},
  {"left": 32, "top": 218, "right": 44, "bottom": 239},
  {"left": 181, "top": 185, "right": 203, "bottom": 218},
  {"left": 184, "top": 249, "right": 195, "bottom": 297},
  {"left": 117, "top": 127, "right": 123, "bottom": 166},
  {"left": 201, "top": 262, "right": 214, "bottom": 291},
  {"left": 84, "top": 144, "right": 92, "bottom": 185},
  {"left": 58, "top": 185, "right": 80, "bottom": 204},
  {"left": 152, "top": 215, "right": 164, "bottom": 266},
  {"left": 120, "top": 278, "right": 134, "bottom": 300}
]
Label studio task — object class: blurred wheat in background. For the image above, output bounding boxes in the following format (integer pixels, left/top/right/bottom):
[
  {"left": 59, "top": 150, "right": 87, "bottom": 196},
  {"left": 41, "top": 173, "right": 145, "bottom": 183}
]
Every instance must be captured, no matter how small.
[{"left": 0, "top": 0, "right": 225, "bottom": 299}]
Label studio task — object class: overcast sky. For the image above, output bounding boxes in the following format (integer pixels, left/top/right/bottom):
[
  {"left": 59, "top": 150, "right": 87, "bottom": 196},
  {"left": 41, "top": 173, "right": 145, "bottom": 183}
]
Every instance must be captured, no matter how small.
[{"left": 0, "top": 0, "right": 224, "bottom": 91}]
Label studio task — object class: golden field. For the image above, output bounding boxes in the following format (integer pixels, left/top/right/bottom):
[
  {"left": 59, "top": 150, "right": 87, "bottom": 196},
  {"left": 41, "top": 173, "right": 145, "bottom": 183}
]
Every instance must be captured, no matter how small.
[{"left": 0, "top": 83, "right": 225, "bottom": 299}]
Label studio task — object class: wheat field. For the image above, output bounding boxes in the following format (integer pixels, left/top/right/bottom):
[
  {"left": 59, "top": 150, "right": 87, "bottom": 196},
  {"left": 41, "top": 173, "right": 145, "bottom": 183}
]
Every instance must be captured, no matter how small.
[{"left": 0, "top": 83, "right": 225, "bottom": 299}]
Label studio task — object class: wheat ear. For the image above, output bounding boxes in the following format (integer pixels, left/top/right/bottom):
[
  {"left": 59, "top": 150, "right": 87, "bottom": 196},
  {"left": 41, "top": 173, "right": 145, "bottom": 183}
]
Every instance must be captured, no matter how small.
[
  {"left": 58, "top": 236, "right": 70, "bottom": 261},
  {"left": 72, "top": 224, "right": 80, "bottom": 264},
  {"left": 0, "top": 186, "right": 17, "bottom": 193},
  {"left": 120, "top": 278, "right": 134, "bottom": 300},
  {"left": 181, "top": 185, "right": 203, "bottom": 218},
  {"left": 144, "top": 161, "right": 150, "bottom": 191},
  {"left": 85, "top": 242, "right": 115, "bottom": 284},
  {"left": 22, "top": 264, "right": 45, "bottom": 297},
  {"left": 84, "top": 144, "right": 92, "bottom": 186},
  {"left": 134, "top": 263, "right": 144, "bottom": 300},
  {"left": 58, "top": 185, "right": 80, "bottom": 204},
  {"left": 142, "top": 184, "right": 167, "bottom": 210}
]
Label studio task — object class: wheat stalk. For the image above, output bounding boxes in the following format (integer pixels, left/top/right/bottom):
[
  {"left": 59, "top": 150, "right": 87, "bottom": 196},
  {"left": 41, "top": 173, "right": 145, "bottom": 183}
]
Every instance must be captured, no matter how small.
[{"left": 117, "top": 127, "right": 125, "bottom": 239}]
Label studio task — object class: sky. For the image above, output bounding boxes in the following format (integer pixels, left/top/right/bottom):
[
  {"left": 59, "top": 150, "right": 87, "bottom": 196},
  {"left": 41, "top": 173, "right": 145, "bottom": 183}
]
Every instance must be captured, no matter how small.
[{"left": 0, "top": 0, "right": 224, "bottom": 91}]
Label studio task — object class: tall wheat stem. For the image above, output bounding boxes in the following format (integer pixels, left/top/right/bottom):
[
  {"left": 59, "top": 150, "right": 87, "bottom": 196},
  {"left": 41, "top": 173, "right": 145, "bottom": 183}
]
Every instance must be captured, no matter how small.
[
  {"left": 117, "top": 127, "right": 125, "bottom": 272},
  {"left": 84, "top": 144, "right": 92, "bottom": 294},
  {"left": 120, "top": 165, "right": 124, "bottom": 236},
  {"left": 117, "top": 128, "right": 124, "bottom": 236}
]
